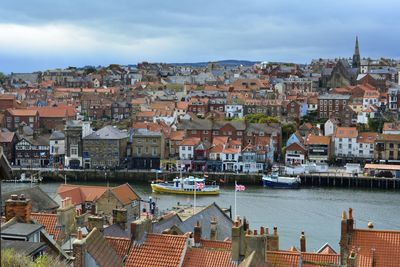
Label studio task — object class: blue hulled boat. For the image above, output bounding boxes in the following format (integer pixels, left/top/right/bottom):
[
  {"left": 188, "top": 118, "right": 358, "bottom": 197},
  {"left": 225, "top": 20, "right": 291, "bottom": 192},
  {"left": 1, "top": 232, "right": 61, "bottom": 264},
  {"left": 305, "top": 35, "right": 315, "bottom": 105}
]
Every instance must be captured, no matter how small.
[{"left": 262, "top": 166, "right": 301, "bottom": 189}]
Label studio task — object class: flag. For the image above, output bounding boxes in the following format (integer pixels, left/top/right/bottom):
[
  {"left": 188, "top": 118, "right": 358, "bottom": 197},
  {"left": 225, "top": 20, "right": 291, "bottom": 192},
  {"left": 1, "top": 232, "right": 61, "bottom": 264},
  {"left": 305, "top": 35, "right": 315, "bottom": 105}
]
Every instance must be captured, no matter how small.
[
  {"left": 195, "top": 182, "right": 205, "bottom": 190},
  {"left": 235, "top": 184, "right": 245, "bottom": 191}
]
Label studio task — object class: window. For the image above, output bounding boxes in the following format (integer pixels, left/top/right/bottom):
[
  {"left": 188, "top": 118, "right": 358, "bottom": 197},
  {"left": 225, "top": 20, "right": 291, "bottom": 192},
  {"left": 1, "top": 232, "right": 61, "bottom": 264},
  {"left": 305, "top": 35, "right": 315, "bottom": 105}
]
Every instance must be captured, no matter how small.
[
  {"left": 29, "top": 117, "right": 34, "bottom": 122},
  {"left": 137, "top": 147, "right": 142, "bottom": 155},
  {"left": 152, "top": 147, "right": 157, "bottom": 156},
  {"left": 359, "top": 150, "right": 363, "bottom": 154},
  {"left": 203, "top": 130, "right": 208, "bottom": 134},
  {"left": 71, "top": 148, "right": 78, "bottom": 155},
  {"left": 6, "top": 117, "right": 11, "bottom": 122},
  {"left": 339, "top": 138, "right": 342, "bottom": 142},
  {"left": 348, "top": 144, "right": 352, "bottom": 149},
  {"left": 188, "top": 146, "right": 192, "bottom": 151},
  {"left": 237, "top": 131, "right": 242, "bottom": 136},
  {"left": 182, "top": 146, "right": 186, "bottom": 151},
  {"left": 14, "top": 117, "right": 20, "bottom": 123},
  {"left": 339, "top": 144, "right": 342, "bottom": 149},
  {"left": 389, "top": 143, "right": 394, "bottom": 149},
  {"left": 191, "top": 130, "right": 197, "bottom": 134}
]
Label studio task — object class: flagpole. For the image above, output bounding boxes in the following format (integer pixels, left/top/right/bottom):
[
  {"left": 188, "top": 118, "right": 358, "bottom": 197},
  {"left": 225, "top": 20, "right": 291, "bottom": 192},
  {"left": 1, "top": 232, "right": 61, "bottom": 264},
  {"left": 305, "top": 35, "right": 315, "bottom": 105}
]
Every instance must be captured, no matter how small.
[
  {"left": 194, "top": 181, "right": 196, "bottom": 215},
  {"left": 234, "top": 181, "right": 237, "bottom": 219}
]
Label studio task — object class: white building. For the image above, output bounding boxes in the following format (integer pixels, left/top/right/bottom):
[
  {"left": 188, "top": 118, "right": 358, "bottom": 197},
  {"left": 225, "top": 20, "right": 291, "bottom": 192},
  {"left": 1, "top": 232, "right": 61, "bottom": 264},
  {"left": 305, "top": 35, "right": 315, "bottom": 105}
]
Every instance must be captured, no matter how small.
[
  {"left": 178, "top": 137, "right": 200, "bottom": 160},
  {"left": 333, "top": 127, "right": 359, "bottom": 159},
  {"left": 324, "top": 119, "right": 338, "bottom": 136},
  {"left": 356, "top": 133, "right": 378, "bottom": 159},
  {"left": 225, "top": 104, "right": 244, "bottom": 119},
  {"left": 49, "top": 131, "right": 65, "bottom": 165}
]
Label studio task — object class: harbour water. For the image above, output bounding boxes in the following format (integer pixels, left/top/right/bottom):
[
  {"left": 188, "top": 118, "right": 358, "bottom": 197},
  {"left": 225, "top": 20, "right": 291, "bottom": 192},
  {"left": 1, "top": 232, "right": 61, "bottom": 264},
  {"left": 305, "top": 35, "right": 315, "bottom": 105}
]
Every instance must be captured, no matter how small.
[{"left": 2, "top": 181, "right": 400, "bottom": 252}]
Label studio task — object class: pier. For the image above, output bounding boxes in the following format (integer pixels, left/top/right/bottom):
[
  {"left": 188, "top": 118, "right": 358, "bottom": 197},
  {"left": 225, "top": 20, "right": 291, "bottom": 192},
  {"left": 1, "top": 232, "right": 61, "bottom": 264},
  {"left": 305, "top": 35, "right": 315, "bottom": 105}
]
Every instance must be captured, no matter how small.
[{"left": 8, "top": 167, "right": 400, "bottom": 190}]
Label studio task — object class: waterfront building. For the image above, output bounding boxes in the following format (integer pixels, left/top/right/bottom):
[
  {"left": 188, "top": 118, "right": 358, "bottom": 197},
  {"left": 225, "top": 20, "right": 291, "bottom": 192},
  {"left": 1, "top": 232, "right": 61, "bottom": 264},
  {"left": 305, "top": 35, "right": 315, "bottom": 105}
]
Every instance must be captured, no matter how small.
[
  {"left": 333, "top": 127, "right": 359, "bottom": 160},
  {"left": 130, "top": 128, "right": 165, "bottom": 170},
  {"left": 14, "top": 136, "right": 50, "bottom": 168},
  {"left": 83, "top": 125, "right": 128, "bottom": 169},
  {"left": 305, "top": 134, "right": 332, "bottom": 164},
  {"left": 64, "top": 120, "right": 84, "bottom": 169},
  {"left": 285, "top": 142, "right": 307, "bottom": 165},
  {"left": 374, "top": 134, "right": 400, "bottom": 162},
  {"left": 49, "top": 130, "right": 65, "bottom": 166}
]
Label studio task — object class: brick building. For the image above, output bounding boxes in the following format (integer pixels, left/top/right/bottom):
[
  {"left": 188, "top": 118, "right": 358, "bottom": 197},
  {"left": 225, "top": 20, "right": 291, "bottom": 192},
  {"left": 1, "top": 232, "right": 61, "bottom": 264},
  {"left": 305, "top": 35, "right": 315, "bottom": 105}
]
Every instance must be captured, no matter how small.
[
  {"left": 4, "top": 108, "right": 39, "bottom": 131},
  {"left": 318, "top": 94, "right": 351, "bottom": 120}
]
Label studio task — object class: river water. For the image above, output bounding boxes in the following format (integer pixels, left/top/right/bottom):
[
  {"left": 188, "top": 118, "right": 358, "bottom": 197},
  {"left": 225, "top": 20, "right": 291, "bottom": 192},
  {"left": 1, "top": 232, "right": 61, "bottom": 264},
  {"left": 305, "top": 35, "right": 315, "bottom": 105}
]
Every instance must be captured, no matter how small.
[{"left": 2, "top": 181, "right": 399, "bottom": 252}]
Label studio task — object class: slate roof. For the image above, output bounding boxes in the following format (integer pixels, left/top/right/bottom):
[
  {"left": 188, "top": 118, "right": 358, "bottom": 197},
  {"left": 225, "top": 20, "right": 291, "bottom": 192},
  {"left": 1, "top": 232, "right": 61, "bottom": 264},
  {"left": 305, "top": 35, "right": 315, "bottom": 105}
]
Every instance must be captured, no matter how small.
[
  {"left": 104, "top": 224, "right": 129, "bottom": 238},
  {"left": 1, "top": 186, "right": 59, "bottom": 213},
  {"left": 1, "top": 240, "right": 47, "bottom": 257},
  {"left": 84, "top": 125, "right": 128, "bottom": 140},
  {"left": 176, "top": 203, "right": 233, "bottom": 241},
  {"left": 82, "top": 228, "right": 124, "bottom": 266},
  {"left": 152, "top": 213, "right": 183, "bottom": 234},
  {"left": 1, "top": 222, "right": 43, "bottom": 237},
  {"left": 31, "top": 213, "right": 60, "bottom": 241},
  {"left": 0, "top": 132, "right": 15, "bottom": 143},
  {"left": 50, "top": 131, "right": 65, "bottom": 140},
  {"left": 125, "top": 233, "right": 188, "bottom": 267}
]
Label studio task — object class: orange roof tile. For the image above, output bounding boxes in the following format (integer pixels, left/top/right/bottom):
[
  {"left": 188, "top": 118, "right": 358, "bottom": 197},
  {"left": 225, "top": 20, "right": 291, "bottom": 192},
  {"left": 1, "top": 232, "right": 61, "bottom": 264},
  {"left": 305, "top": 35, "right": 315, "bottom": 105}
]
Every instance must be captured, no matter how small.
[
  {"left": 105, "top": 236, "right": 131, "bottom": 259},
  {"left": 6, "top": 108, "right": 38, "bottom": 117},
  {"left": 180, "top": 137, "right": 201, "bottom": 146},
  {"left": 212, "top": 136, "right": 229, "bottom": 146},
  {"left": 200, "top": 239, "right": 231, "bottom": 250},
  {"left": 137, "top": 111, "right": 156, "bottom": 117},
  {"left": 335, "top": 127, "right": 358, "bottom": 139},
  {"left": 31, "top": 213, "right": 60, "bottom": 241},
  {"left": 350, "top": 229, "right": 400, "bottom": 267},
  {"left": 266, "top": 251, "right": 340, "bottom": 267},
  {"left": 357, "top": 132, "right": 378, "bottom": 144},
  {"left": 34, "top": 107, "right": 68, "bottom": 118},
  {"left": 305, "top": 134, "right": 330, "bottom": 145},
  {"left": 125, "top": 234, "right": 188, "bottom": 267},
  {"left": 176, "top": 102, "right": 189, "bottom": 110},
  {"left": 170, "top": 131, "right": 185, "bottom": 141},
  {"left": 111, "top": 183, "right": 140, "bottom": 205},
  {"left": 57, "top": 184, "right": 107, "bottom": 204},
  {"left": 182, "top": 247, "right": 235, "bottom": 267},
  {"left": 0, "top": 132, "right": 15, "bottom": 143}
]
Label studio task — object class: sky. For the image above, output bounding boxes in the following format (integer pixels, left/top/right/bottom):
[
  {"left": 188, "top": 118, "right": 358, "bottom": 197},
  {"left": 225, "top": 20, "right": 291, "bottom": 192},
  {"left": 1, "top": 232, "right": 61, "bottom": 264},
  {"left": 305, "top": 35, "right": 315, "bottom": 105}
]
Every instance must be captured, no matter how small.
[{"left": 0, "top": 0, "right": 399, "bottom": 73}]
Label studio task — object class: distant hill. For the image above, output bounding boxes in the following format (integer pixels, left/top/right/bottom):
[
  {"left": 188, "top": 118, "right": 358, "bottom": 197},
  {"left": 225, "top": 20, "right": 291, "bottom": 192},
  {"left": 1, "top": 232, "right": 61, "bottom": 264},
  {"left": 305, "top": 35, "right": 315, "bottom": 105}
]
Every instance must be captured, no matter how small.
[{"left": 171, "top": 60, "right": 259, "bottom": 67}]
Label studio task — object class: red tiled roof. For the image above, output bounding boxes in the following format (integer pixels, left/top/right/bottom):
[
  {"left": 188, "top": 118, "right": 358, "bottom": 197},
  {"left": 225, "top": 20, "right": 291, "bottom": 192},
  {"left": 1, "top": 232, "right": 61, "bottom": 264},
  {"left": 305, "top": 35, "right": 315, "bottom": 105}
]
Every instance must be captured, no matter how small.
[
  {"left": 305, "top": 134, "right": 330, "bottom": 145},
  {"left": 137, "top": 111, "right": 156, "bottom": 117},
  {"left": 200, "top": 239, "right": 231, "bottom": 250},
  {"left": 180, "top": 137, "right": 201, "bottom": 146},
  {"left": 182, "top": 247, "right": 235, "bottom": 267},
  {"left": 335, "top": 127, "right": 358, "bottom": 139},
  {"left": 266, "top": 251, "right": 340, "bottom": 267},
  {"left": 0, "top": 94, "right": 16, "bottom": 100},
  {"left": 170, "top": 131, "right": 185, "bottom": 141},
  {"left": 176, "top": 102, "right": 189, "bottom": 110},
  {"left": 111, "top": 183, "right": 140, "bottom": 205},
  {"left": 57, "top": 184, "right": 107, "bottom": 205},
  {"left": 213, "top": 136, "right": 229, "bottom": 146},
  {"left": 350, "top": 229, "right": 400, "bottom": 267},
  {"left": 357, "top": 132, "right": 378, "bottom": 144},
  {"left": 286, "top": 142, "right": 306, "bottom": 153},
  {"left": 34, "top": 107, "right": 68, "bottom": 118},
  {"left": 0, "top": 132, "right": 15, "bottom": 143},
  {"left": 125, "top": 234, "right": 188, "bottom": 267},
  {"left": 31, "top": 213, "right": 60, "bottom": 241},
  {"left": 6, "top": 108, "right": 38, "bottom": 116},
  {"left": 105, "top": 236, "right": 131, "bottom": 259}
]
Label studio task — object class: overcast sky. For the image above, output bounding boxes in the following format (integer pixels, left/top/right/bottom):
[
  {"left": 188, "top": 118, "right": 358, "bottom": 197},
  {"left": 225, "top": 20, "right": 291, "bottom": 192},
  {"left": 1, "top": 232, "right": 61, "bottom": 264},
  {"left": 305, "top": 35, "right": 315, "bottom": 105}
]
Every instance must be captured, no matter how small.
[{"left": 1, "top": 0, "right": 399, "bottom": 73}]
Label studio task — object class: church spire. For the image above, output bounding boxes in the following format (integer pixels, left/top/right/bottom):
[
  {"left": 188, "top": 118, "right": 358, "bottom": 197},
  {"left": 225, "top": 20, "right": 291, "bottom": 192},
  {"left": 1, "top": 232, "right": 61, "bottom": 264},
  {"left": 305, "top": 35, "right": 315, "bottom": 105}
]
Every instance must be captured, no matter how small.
[{"left": 352, "top": 36, "right": 361, "bottom": 69}]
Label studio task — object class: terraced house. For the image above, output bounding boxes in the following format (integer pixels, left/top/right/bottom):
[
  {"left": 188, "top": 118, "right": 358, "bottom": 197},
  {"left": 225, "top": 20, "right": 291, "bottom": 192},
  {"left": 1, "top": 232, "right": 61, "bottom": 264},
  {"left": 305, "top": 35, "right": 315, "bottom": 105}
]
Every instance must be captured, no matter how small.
[{"left": 83, "top": 125, "right": 128, "bottom": 169}]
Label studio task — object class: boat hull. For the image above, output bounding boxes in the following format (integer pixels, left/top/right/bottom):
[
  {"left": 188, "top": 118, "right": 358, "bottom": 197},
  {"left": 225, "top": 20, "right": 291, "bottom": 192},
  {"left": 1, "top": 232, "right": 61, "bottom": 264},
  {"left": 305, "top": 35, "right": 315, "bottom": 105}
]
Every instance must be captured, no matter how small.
[
  {"left": 151, "top": 184, "right": 220, "bottom": 195},
  {"left": 262, "top": 179, "right": 300, "bottom": 189}
]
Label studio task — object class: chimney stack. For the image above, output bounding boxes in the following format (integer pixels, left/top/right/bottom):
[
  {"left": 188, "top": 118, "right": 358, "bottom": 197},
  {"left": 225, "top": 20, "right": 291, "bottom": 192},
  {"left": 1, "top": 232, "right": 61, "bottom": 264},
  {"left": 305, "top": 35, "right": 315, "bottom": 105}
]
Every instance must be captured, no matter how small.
[
  {"left": 300, "top": 231, "right": 306, "bottom": 252},
  {"left": 231, "top": 219, "right": 241, "bottom": 262},
  {"left": 56, "top": 197, "right": 76, "bottom": 241},
  {"left": 245, "top": 226, "right": 266, "bottom": 261},
  {"left": 347, "top": 208, "right": 354, "bottom": 234},
  {"left": 194, "top": 221, "right": 202, "bottom": 247},
  {"left": 210, "top": 217, "right": 218, "bottom": 241},
  {"left": 88, "top": 216, "right": 104, "bottom": 233},
  {"left": 112, "top": 208, "right": 128, "bottom": 230},
  {"left": 5, "top": 194, "right": 32, "bottom": 223},
  {"left": 130, "top": 217, "right": 152, "bottom": 243},
  {"left": 266, "top": 226, "right": 279, "bottom": 251},
  {"left": 368, "top": 222, "right": 374, "bottom": 229}
]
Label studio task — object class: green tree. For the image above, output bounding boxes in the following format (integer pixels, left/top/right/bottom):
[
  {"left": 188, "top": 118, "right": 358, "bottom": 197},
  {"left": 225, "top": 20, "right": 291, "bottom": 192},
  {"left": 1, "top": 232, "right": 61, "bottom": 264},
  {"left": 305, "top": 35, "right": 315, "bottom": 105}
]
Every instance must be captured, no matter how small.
[
  {"left": 0, "top": 72, "right": 6, "bottom": 84},
  {"left": 1, "top": 249, "right": 68, "bottom": 267},
  {"left": 245, "top": 114, "right": 279, "bottom": 124},
  {"left": 282, "top": 122, "right": 297, "bottom": 144}
]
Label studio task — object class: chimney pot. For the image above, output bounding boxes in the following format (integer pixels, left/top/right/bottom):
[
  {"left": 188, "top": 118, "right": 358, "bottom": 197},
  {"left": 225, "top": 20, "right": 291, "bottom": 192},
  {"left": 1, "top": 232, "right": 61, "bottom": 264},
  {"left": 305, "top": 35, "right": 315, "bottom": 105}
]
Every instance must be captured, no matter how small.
[
  {"left": 349, "top": 208, "right": 353, "bottom": 219},
  {"left": 300, "top": 231, "right": 306, "bottom": 252},
  {"left": 19, "top": 194, "right": 26, "bottom": 200},
  {"left": 77, "top": 228, "right": 83, "bottom": 240},
  {"left": 368, "top": 222, "right": 374, "bottom": 229},
  {"left": 260, "top": 226, "right": 265, "bottom": 235},
  {"left": 273, "top": 226, "right": 278, "bottom": 236},
  {"left": 253, "top": 229, "right": 257, "bottom": 235},
  {"left": 265, "top": 227, "right": 269, "bottom": 235},
  {"left": 11, "top": 194, "right": 18, "bottom": 200}
]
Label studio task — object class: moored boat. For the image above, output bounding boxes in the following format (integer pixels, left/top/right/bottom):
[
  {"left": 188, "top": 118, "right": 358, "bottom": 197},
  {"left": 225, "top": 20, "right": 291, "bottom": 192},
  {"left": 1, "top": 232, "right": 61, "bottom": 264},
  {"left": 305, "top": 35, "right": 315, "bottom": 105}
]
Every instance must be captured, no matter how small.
[
  {"left": 262, "top": 166, "right": 300, "bottom": 189},
  {"left": 3, "top": 173, "right": 43, "bottom": 183},
  {"left": 151, "top": 176, "right": 220, "bottom": 195}
]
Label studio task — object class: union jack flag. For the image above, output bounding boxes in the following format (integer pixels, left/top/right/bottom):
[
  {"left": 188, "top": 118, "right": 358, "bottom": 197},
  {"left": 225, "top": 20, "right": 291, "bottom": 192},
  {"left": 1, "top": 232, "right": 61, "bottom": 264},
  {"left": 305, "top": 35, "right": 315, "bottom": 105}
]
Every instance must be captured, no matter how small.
[
  {"left": 235, "top": 184, "right": 245, "bottom": 191},
  {"left": 195, "top": 182, "right": 205, "bottom": 190}
]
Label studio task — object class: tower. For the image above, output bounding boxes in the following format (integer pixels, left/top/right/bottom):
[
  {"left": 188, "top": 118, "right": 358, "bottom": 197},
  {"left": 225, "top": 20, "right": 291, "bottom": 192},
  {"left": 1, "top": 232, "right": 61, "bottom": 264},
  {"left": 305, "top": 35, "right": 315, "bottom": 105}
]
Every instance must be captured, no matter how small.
[{"left": 352, "top": 36, "right": 361, "bottom": 69}]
